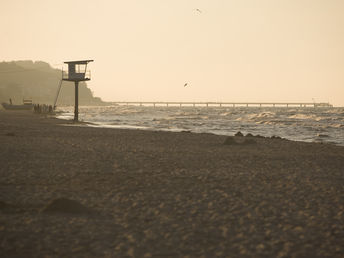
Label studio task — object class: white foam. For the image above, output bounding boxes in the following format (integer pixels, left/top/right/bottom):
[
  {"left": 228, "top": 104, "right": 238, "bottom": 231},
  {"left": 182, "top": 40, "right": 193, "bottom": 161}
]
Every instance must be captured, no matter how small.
[{"left": 55, "top": 106, "right": 344, "bottom": 146}]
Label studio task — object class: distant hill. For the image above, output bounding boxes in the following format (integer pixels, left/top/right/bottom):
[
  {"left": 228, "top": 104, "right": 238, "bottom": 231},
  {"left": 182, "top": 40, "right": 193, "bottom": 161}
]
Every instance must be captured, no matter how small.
[{"left": 0, "top": 60, "right": 104, "bottom": 106}]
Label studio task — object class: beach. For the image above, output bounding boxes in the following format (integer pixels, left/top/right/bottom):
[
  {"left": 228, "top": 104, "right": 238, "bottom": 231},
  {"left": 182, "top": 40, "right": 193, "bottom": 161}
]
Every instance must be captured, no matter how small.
[{"left": 0, "top": 110, "right": 343, "bottom": 257}]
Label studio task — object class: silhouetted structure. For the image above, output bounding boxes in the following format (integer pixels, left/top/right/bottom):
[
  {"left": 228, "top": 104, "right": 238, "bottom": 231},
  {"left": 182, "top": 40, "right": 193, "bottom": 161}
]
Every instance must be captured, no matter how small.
[
  {"left": 111, "top": 101, "right": 333, "bottom": 108},
  {"left": 62, "top": 60, "right": 93, "bottom": 121}
]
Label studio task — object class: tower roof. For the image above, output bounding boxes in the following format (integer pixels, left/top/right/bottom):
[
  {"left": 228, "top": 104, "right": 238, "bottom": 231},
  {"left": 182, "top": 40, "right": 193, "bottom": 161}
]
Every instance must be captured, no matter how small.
[{"left": 64, "top": 60, "right": 94, "bottom": 64}]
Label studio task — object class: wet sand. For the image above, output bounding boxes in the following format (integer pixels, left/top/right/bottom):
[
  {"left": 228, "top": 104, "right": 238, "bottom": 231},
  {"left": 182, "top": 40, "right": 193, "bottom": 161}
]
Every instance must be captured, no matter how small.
[{"left": 0, "top": 110, "right": 343, "bottom": 257}]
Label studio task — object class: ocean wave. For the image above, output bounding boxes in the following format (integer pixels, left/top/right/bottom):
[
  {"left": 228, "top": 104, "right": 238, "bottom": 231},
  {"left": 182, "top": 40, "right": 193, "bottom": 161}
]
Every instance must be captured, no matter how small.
[
  {"left": 56, "top": 106, "right": 344, "bottom": 146},
  {"left": 287, "top": 114, "right": 317, "bottom": 120},
  {"left": 246, "top": 112, "right": 276, "bottom": 120}
]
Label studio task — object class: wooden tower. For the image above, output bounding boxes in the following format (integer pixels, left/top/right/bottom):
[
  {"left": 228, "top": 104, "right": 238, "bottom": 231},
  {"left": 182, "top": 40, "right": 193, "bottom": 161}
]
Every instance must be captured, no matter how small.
[{"left": 62, "top": 60, "right": 93, "bottom": 121}]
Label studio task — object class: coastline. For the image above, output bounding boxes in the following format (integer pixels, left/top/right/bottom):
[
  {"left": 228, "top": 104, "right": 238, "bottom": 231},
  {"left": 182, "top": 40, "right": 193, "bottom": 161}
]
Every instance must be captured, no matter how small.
[
  {"left": 55, "top": 105, "right": 344, "bottom": 146},
  {"left": 1, "top": 110, "right": 343, "bottom": 257}
]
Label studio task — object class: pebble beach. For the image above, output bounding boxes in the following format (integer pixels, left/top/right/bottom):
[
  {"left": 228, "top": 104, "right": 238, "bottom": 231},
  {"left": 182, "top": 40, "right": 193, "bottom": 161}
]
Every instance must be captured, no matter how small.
[{"left": 0, "top": 110, "right": 343, "bottom": 257}]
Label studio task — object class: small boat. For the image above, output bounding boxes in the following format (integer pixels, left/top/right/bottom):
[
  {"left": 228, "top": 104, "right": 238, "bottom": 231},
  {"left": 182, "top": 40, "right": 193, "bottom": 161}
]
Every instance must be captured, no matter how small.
[{"left": 2, "top": 99, "right": 33, "bottom": 110}]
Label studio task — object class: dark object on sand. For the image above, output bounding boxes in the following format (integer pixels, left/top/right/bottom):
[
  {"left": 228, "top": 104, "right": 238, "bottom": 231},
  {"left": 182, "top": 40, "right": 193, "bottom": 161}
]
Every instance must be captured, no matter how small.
[
  {"left": 235, "top": 131, "right": 244, "bottom": 137},
  {"left": 0, "top": 200, "right": 12, "bottom": 210},
  {"left": 241, "top": 138, "right": 256, "bottom": 145},
  {"left": 5, "top": 132, "right": 15, "bottom": 136},
  {"left": 0, "top": 200, "right": 18, "bottom": 213},
  {"left": 246, "top": 133, "right": 254, "bottom": 137},
  {"left": 224, "top": 136, "right": 256, "bottom": 145},
  {"left": 42, "top": 198, "right": 92, "bottom": 214},
  {"left": 224, "top": 137, "right": 237, "bottom": 145}
]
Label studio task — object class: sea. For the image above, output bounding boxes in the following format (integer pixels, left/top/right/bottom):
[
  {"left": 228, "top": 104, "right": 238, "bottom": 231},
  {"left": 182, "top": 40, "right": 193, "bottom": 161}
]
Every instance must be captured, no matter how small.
[{"left": 56, "top": 105, "right": 344, "bottom": 146}]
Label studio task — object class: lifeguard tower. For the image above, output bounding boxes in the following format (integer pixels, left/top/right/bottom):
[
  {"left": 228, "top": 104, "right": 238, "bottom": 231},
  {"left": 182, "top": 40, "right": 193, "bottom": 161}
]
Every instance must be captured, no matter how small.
[{"left": 61, "top": 60, "right": 94, "bottom": 121}]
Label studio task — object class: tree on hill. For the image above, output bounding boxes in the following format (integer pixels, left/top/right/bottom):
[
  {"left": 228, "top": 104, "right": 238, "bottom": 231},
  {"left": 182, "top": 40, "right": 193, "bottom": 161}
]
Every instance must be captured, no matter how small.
[{"left": 0, "top": 60, "right": 103, "bottom": 106}]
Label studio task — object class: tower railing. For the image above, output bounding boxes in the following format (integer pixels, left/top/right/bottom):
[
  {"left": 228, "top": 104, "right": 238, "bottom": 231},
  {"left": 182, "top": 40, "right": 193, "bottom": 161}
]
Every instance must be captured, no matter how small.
[{"left": 62, "top": 70, "right": 91, "bottom": 81}]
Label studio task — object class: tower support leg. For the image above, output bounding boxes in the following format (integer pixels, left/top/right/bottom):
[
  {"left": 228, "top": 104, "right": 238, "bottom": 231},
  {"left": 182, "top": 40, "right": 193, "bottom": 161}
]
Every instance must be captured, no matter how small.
[{"left": 74, "top": 81, "right": 79, "bottom": 121}]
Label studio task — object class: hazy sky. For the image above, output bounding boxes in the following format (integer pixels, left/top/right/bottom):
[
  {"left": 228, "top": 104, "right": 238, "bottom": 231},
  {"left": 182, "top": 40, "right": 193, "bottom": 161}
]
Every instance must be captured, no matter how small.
[{"left": 1, "top": 0, "right": 344, "bottom": 106}]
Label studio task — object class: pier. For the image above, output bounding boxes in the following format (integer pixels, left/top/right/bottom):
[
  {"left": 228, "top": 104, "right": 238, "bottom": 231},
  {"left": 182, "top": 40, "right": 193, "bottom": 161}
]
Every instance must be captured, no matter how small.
[{"left": 111, "top": 102, "right": 333, "bottom": 108}]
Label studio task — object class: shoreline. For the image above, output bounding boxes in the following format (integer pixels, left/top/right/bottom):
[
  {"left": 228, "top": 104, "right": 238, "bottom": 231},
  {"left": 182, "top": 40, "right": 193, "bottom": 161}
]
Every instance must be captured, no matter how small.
[
  {"left": 54, "top": 105, "right": 344, "bottom": 147},
  {"left": 1, "top": 110, "right": 343, "bottom": 257}
]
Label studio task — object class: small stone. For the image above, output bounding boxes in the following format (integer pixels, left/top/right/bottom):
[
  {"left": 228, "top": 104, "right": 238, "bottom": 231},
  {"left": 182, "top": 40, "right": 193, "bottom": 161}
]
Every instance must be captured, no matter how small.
[
  {"left": 246, "top": 133, "right": 253, "bottom": 137},
  {"left": 256, "top": 243, "right": 265, "bottom": 251},
  {"left": 235, "top": 131, "right": 244, "bottom": 137},
  {"left": 294, "top": 226, "right": 303, "bottom": 232},
  {"left": 42, "top": 198, "right": 93, "bottom": 214}
]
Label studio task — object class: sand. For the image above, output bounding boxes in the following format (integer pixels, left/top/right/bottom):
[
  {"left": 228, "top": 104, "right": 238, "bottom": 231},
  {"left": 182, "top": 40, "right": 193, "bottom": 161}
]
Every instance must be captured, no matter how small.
[{"left": 0, "top": 110, "right": 343, "bottom": 257}]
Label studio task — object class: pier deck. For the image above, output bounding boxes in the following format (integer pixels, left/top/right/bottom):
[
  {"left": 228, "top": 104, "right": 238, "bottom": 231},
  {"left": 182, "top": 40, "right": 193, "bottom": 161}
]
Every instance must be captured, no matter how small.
[{"left": 111, "top": 102, "right": 333, "bottom": 108}]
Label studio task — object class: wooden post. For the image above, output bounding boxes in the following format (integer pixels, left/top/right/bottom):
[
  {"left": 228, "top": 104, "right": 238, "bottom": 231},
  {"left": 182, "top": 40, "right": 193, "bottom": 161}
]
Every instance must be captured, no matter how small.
[{"left": 74, "top": 81, "right": 79, "bottom": 121}]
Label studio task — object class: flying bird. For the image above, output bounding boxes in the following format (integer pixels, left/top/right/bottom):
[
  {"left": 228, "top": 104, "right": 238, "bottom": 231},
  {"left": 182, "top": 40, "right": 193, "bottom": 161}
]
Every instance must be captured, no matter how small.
[
  {"left": 184, "top": 83, "right": 188, "bottom": 87},
  {"left": 195, "top": 8, "right": 202, "bottom": 13}
]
